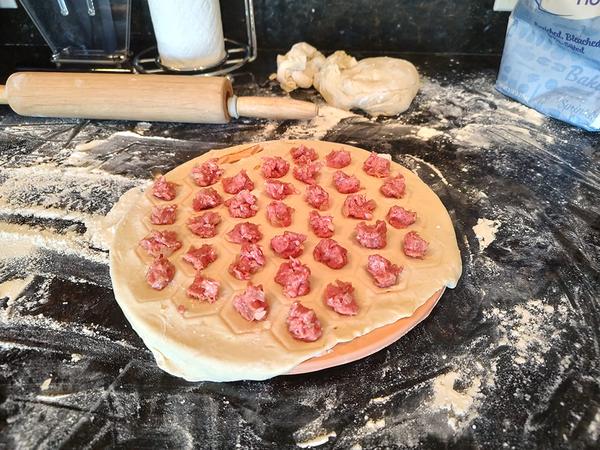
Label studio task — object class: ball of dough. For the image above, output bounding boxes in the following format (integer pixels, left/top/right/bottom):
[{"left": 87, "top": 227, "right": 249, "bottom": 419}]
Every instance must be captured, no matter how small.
[
  {"left": 276, "top": 42, "right": 326, "bottom": 92},
  {"left": 313, "top": 53, "right": 420, "bottom": 116}
]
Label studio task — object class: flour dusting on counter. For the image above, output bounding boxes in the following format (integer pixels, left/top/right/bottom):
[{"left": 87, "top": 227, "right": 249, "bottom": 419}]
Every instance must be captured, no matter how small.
[
  {"left": 405, "top": 154, "right": 449, "bottom": 185},
  {"left": 282, "top": 104, "right": 358, "bottom": 140},
  {"left": 0, "top": 54, "right": 598, "bottom": 449},
  {"left": 415, "top": 127, "right": 446, "bottom": 140},
  {"left": 486, "top": 299, "right": 568, "bottom": 366},
  {"left": 295, "top": 431, "right": 337, "bottom": 448},
  {"left": 431, "top": 371, "right": 481, "bottom": 417},
  {"left": 0, "top": 277, "right": 32, "bottom": 300},
  {"left": 473, "top": 218, "right": 501, "bottom": 252}
]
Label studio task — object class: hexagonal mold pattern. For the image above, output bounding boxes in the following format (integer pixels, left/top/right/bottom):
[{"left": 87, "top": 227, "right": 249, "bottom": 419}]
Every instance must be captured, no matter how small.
[
  {"left": 352, "top": 256, "right": 412, "bottom": 295},
  {"left": 134, "top": 271, "right": 180, "bottom": 303},
  {"left": 114, "top": 140, "right": 460, "bottom": 375},
  {"left": 134, "top": 230, "right": 190, "bottom": 266},
  {"left": 145, "top": 177, "right": 193, "bottom": 206},
  {"left": 141, "top": 204, "right": 194, "bottom": 231},
  {"left": 171, "top": 280, "right": 231, "bottom": 319},
  {"left": 219, "top": 292, "right": 272, "bottom": 335},
  {"left": 269, "top": 305, "right": 330, "bottom": 353}
]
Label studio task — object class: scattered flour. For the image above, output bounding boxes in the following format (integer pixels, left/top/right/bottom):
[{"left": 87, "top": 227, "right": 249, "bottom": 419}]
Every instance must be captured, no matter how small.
[
  {"left": 250, "top": 121, "right": 278, "bottom": 142},
  {"left": 74, "top": 139, "right": 107, "bottom": 152},
  {"left": 0, "top": 202, "right": 110, "bottom": 254},
  {"left": 40, "top": 377, "right": 52, "bottom": 391},
  {"left": 281, "top": 104, "right": 358, "bottom": 140},
  {"left": 369, "top": 395, "right": 392, "bottom": 404},
  {"left": 431, "top": 372, "right": 482, "bottom": 418},
  {"left": 296, "top": 431, "right": 337, "bottom": 448},
  {"left": 405, "top": 155, "right": 449, "bottom": 186},
  {"left": 473, "top": 218, "right": 501, "bottom": 252},
  {"left": 71, "top": 353, "right": 83, "bottom": 363},
  {"left": 415, "top": 127, "right": 446, "bottom": 140},
  {"left": 0, "top": 301, "right": 139, "bottom": 352},
  {"left": 486, "top": 299, "right": 566, "bottom": 365},
  {"left": 364, "top": 418, "right": 386, "bottom": 431},
  {"left": 588, "top": 409, "right": 600, "bottom": 442},
  {"left": 0, "top": 157, "right": 140, "bottom": 273},
  {"left": 0, "top": 276, "right": 32, "bottom": 300},
  {"left": 35, "top": 393, "right": 72, "bottom": 402},
  {"left": 133, "top": 122, "right": 152, "bottom": 135},
  {"left": 318, "top": 358, "right": 497, "bottom": 448},
  {"left": 0, "top": 222, "right": 108, "bottom": 265},
  {"left": 414, "top": 76, "right": 553, "bottom": 152}
]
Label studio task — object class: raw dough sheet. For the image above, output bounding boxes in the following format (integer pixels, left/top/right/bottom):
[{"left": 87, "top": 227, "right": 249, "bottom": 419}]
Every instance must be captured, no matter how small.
[{"left": 109, "top": 140, "right": 462, "bottom": 381}]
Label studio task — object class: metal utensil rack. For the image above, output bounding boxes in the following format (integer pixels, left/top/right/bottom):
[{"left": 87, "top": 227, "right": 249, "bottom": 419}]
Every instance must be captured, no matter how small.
[{"left": 133, "top": 0, "right": 257, "bottom": 76}]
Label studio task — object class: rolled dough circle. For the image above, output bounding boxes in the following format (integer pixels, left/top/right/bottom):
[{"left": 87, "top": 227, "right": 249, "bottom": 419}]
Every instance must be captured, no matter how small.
[{"left": 109, "top": 140, "right": 461, "bottom": 382}]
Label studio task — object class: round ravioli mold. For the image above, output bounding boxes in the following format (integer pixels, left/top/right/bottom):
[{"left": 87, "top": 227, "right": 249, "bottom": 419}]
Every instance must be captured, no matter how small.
[{"left": 110, "top": 140, "right": 462, "bottom": 381}]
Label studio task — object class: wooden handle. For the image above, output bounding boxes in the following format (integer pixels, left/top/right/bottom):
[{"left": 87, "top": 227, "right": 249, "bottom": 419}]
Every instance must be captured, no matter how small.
[
  {"left": 0, "top": 85, "right": 7, "bottom": 105},
  {"left": 4, "top": 72, "right": 233, "bottom": 123},
  {"left": 236, "top": 96, "right": 317, "bottom": 120}
]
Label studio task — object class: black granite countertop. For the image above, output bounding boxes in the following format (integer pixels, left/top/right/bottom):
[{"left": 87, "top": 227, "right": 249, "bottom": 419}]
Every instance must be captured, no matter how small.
[{"left": 0, "top": 53, "right": 598, "bottom": 449}]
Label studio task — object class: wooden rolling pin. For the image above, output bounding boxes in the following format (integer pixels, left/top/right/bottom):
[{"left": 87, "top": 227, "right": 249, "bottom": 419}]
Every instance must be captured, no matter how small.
[{"left": 0, "top": 72, "right": 317, "bottom": 124}]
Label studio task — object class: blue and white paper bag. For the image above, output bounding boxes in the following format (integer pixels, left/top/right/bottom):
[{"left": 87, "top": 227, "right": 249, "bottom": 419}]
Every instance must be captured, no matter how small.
[{"left": 496, "top": 0, "right": 600, "bottom": 131}]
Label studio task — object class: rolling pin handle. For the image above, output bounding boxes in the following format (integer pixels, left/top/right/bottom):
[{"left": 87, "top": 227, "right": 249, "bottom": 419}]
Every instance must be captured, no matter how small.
[
  {"left": 227, "top": 95, "right": 239, "bottom": 119},
  {"left": 235, "top": 96, "right": 318, "bottom": 121}
]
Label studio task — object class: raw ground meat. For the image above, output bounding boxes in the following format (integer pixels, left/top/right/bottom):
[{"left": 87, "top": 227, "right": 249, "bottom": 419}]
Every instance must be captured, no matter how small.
[
  {"left": 139, "top": 230, "right": 182, "bottom": 257},
  {"left": 286, "top": 302, "right": 322, "bottom": 342},
  {"left": 304, "top": 185, "right": 329, "bottom": 210},
  {"left": 366, "top": 254, "right": 402, "bottom": 288},
  {"left": 264, "top": 179, "right": 297, "bottom": 200},
  {"left": 403, "top": 231, "right": 429, "bottom": 258},
  {"left": 233, "top": 283, "right": 268, "bottom": 321},
  {"left": 313, "top": 238, "right": 348, "bottom": 269},
  {"left": 145, "top": 256, "right": 175, "bottom": 290},
  {"left": 333, "top": 171, "right": 361, "bottom": 194},
  {"left": 192, "top": 187, "right": 223, "bottom": 211},
  {"left": 224, "top": 190, "right": 259, "bottom": 218},
  {"left": 150, "top": 204, "right": 177, "bottom": 225},
  {"left": 342, "top": 194, "right": 376, "bottom": 220},
  {"left": 308, "top": 211, "right": 335, "bottom": 238},
  {"left": 261, "top": 156, "right": 290, "bottom": 178},
  {"left": 380, "top": 174, "right": 406, "bottom": 198},
  {"left": 290, "top": 144, "right": 318, "bottom": 164},
  {"left": 190, "top": 159, "right": 224, "bottom": 187},
  {"left": 187, "top": 211, "right": 221, "bottom": 238},
  {"left": 270, "top": 231, "right": 307, "bottom": 258},
  {"left": 222, "top": 169, "right": 255, "bottom": 194},
  {"left": 387, "top": 205, "right": 417, "bottom": 228},
  {"left": 293, "top": 161, "right": 321, "bottom": 185},
  {"left": 266, "top": 201, "right": 294, "bottom": 227},
  {"left": 355, "top": 220, "right": 387, "bottom": 249},
  {"left": 229, "top": 243, "right": 266, "bottom": 280},
  {"left": 363, "top": 152, "right": 391, "bottom": 178},
  {"left": 325, "top": 149, "right": 351, "bottom": 168},
  {"left": 182, "top": 244, "right": 217, "bottom": 271},
  {"left": 187, "top": 274, "right": 220, "bottom": 303},
  {"left": 225, "top": 222, "right": 263, "bottom": 244},
  {"left": 275, "top": 258, "right": 311, "bottom": 298},
  {"left": 152, "top": 175, "right": 177, "bottom": 201},
  {"left": 323, "top": 280, "right": 359, "bottom": 316}
]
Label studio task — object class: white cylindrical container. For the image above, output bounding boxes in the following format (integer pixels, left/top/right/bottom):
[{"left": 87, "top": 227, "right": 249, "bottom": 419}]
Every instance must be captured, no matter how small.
[{"left": 148, "top": 0, "right": 227, "bottom": 71}]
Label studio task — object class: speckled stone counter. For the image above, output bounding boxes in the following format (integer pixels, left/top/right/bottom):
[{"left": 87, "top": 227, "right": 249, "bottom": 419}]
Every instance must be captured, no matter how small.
[{"left": 0, "top": 54, "right": 598, "bottom": 449}]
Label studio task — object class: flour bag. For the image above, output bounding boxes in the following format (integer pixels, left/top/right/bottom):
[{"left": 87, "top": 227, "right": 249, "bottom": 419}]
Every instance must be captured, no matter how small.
[{"left": 496, "top": 0, "right": 600, "bottom": 132}]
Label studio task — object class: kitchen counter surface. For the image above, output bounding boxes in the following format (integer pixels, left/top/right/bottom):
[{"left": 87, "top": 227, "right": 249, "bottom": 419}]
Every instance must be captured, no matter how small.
[{"left": 0, "top": 53, "right": 599, "bottom": 449}]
